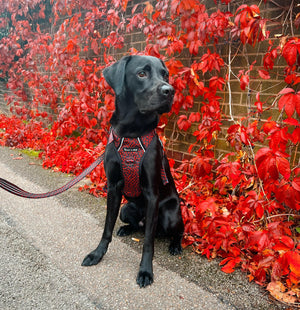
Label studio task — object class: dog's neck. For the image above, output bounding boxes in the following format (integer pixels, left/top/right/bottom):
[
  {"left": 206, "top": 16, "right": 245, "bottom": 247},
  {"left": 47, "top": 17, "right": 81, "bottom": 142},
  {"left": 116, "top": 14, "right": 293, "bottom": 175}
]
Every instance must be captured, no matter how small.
[{"left": 110, "top": 98, "right": 159, "bottom": 138}]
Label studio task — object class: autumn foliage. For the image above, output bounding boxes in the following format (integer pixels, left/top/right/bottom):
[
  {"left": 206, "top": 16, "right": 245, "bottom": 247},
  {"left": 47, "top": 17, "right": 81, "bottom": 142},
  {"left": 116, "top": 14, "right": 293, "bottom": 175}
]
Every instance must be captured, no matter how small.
[{"left": 0, "top": 0, "right": 299, "bottom": 304}]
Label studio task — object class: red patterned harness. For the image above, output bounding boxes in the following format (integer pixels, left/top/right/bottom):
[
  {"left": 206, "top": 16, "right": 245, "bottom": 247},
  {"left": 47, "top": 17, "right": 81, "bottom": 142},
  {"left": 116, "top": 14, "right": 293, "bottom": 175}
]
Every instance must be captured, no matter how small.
[{"left": 108, "top": 128, "right": 168, "bottom": 198}]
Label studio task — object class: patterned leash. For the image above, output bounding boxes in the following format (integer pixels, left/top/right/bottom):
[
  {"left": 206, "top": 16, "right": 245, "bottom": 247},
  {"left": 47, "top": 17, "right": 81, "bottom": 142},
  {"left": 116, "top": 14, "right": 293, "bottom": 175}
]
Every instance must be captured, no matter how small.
[{"left": 0, "top": 153, "right": 104, "bottom": 199}]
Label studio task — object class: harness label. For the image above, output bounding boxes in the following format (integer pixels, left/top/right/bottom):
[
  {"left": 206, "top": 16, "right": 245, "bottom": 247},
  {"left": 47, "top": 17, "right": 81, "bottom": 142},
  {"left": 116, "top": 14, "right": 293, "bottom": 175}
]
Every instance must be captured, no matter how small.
[{"left": 123, "top": 147, "right": 139, "bottom": 152}]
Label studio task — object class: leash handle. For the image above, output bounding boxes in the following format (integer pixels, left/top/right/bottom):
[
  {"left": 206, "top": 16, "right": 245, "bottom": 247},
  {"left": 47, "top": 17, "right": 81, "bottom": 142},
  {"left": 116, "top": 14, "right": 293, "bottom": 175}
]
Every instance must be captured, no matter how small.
[{"left": 0, "top": 153, "right": 104, "bottom": 199}]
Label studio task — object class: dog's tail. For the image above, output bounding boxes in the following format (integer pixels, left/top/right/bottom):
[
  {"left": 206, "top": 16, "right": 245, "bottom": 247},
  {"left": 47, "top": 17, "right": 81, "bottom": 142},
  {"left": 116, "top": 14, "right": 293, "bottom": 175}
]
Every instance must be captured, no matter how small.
[{"left": 0, "top": 153, "right": 104, "bottom": 199}]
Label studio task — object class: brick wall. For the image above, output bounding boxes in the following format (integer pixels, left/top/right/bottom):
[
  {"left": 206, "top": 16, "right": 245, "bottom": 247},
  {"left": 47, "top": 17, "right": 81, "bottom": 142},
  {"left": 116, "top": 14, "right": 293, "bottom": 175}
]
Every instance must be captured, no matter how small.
[{"left": 0, "top": 82, "right": 8, "bottom": 114}]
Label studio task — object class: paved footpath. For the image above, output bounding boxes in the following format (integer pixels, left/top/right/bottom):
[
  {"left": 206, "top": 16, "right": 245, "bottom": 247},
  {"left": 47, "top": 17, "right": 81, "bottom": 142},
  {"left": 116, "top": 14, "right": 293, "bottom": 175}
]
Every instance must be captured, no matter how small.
[{"left": 0, "top": 147, "right": 284, "bottom": 310}]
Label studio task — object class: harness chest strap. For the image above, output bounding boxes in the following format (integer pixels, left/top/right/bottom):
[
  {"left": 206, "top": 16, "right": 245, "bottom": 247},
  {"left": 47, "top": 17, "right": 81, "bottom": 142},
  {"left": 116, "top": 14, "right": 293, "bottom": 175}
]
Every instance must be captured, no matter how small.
[{"left": 108, "top": 128, "right": 169, "bottom": 198}]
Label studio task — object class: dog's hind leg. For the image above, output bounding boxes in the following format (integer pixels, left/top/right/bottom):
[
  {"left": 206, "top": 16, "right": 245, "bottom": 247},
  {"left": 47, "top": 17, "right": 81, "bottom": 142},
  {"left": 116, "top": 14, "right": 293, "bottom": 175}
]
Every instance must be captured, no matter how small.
[
  {"left": 169, "top": 229, "right": 183, "bottom": 255},
  {"left": 167, "top": 212, "right": 184, "bottom": 256},
  {"left": 117, "top": 201, "right": 144, "bottom": 236},
  {"left": 158, "top": 197, "right": 184, "bottom": 255}
]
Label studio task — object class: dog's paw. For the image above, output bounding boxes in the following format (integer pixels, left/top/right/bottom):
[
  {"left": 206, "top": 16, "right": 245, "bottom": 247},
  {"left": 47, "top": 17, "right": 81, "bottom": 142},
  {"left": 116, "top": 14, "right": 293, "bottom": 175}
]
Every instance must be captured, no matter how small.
[
  {"left": 117, "top": 225, "right": 137, "bottom": 236},
  {"left": 81, "top": 248, "right": 106, "bottom": 266},
  {"left": 169, "top": 243, "right": 182, "bottom": 256},
  {"left": 136, "top": 271, "right": 153, "bottom": 288}
]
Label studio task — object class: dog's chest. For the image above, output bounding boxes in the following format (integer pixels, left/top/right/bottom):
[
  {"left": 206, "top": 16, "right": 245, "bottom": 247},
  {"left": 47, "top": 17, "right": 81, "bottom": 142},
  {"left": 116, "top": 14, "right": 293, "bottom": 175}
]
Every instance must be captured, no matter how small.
[{"left": 108, "top": 129, "right": 168, "bottom": 198}]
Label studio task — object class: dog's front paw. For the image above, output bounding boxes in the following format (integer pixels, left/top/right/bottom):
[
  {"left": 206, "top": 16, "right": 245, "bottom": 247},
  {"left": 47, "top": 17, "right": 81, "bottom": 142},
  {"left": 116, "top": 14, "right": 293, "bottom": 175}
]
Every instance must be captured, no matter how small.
[
  {"left": 136, "top": 270, "right": 153, "bottom": 288},
  {"left": 81, "top": 248, "right": 106, "bottom": 266}
]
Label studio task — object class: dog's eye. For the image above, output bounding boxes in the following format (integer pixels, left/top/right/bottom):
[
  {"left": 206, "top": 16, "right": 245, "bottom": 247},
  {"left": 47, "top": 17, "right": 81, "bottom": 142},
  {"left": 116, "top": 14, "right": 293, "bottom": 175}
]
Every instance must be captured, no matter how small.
[{"left": 137, "top": 71, "right": 147, "bottom": 79}]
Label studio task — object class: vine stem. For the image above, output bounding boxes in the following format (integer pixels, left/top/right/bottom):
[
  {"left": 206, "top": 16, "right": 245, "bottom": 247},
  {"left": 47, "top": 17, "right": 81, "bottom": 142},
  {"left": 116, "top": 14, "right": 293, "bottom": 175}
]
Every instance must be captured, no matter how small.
[
  {"left": 178, "top": 181, "right": 196, "bottom": 194},
  {"left": 247, "top": 139, "right": 269, "bottom": 202},
  {"left": 227, "top": 38, "right": 235, "bottom": 122},
  {"left": 254, "top": 213, "right": 300, "bottom": 223},
  {"left": 290, "top": 0, "right": 295, "bottom": 36},
  {"left": 226, "top": 2, "right": 235, "bottom": 122}
]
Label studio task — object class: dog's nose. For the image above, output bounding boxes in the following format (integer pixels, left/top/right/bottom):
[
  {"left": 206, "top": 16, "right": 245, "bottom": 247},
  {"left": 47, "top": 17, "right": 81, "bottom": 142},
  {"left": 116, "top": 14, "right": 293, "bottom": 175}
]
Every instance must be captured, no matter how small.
[{"left": 159, "top": 84, "right": 175, "bottom": 98}]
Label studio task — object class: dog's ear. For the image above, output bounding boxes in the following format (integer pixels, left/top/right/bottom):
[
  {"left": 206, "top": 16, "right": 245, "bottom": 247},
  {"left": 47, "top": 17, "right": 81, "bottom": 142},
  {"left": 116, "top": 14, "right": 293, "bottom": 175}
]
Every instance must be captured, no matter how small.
[
  {"left": 160, "top": 59, "right": 167, "bottom": 70},
  {"left": 103, "top": 56, "right": 132, "bottom": 96}
]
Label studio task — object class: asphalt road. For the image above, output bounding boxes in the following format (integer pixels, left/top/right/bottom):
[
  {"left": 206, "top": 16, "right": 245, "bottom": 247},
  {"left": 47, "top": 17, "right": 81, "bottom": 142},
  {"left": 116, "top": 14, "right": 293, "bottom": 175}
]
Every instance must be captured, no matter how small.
[{"left": 0, "top": 146, "right": 285, "bottom": 310}]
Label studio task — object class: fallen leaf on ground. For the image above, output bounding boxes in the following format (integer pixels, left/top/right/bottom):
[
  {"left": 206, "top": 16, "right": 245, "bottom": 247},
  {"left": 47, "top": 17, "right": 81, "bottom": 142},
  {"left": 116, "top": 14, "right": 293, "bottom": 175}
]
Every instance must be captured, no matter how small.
[{"left": 267, "top": 281, "right": 297, "bottom": 304}]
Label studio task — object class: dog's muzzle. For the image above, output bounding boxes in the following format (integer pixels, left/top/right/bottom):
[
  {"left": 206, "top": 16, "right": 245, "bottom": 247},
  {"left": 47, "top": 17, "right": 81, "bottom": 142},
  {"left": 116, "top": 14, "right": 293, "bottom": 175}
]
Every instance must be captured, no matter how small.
[
  {"left": 138, "top": 84, "right": 175, "bottom": 114},
  {"left": 158, "top": 84, "right": 175, "bottom": 100},
  {"left": 157, "top": 84, "right": 175, "bottom": 113}
]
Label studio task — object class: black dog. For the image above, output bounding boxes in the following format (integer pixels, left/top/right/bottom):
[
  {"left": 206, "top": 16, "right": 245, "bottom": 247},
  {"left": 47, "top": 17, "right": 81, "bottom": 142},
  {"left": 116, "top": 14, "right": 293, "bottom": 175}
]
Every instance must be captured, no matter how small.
[{"left": 82, "top": 55, "right": 184, "bottom": 288}]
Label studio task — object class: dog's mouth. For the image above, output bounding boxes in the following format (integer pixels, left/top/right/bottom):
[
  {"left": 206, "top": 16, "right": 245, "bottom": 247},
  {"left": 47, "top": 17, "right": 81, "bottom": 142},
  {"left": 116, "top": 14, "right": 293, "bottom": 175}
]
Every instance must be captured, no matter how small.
[
  {"left": 157, "top": 102, "right": 172, "bottom": 114},
  {"left": 139, "top": 101, "right": 172, "bottom": 115},
  {"left": 138, "top": 93, "right": 173, "bottom": 115}
]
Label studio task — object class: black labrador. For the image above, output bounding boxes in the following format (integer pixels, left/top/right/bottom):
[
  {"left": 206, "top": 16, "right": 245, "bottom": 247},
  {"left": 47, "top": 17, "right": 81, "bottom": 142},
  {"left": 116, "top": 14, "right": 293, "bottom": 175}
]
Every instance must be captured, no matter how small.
[{"left": 82, "top": 55, "right": 184, "bottom": 288}]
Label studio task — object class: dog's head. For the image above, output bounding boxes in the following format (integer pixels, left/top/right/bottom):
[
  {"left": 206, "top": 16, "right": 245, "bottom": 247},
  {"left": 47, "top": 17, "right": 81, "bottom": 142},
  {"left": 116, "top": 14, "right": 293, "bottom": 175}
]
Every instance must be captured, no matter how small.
[{"left": 103, "top": 55, "right": 174, "bottom": 115}]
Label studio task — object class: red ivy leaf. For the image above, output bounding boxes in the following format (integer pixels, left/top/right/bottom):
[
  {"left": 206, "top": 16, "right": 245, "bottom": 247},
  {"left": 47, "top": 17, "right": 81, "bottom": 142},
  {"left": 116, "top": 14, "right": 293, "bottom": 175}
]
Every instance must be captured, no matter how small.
[
  {"left": 283, "top": 118, "right": 300, "bottom": 126},
  {"left": 278, "top": 91, "right": 300, "bottom": 118},
  {"left": 258, "top": 69, "right": 270, "bottom": 79},
  {"left": 183, "top": 95, "right": 194, "bottom": 110},
  {"left": 209, "top": 76, "right": 225, "bottom": 92},
  {"left": 189, "top": 112, "right": 201, "bottom": 123},
  {"left": 279, "top": 88, "right": 295, "bottom": 95},
  {"left": 220, "top": 257, "right": 242, "bottom": 274},
  {"left": 239, "top": 72, "right": 249, "bottom": 90},
  {"left": 276, "top": 156, "right": 291, "bottom": 180},
  {"left": 177, "top": 115, "right": 191, "bottom": 131},
  {"left": 282, "top": 40, "right": 299, "bottom": 66},
  {"left": 254, "top": 92, "right": 264, "bottom": 112},
  {"left": 292, "top": 177, "right": 300, "bottom": 192},
  {"left": 295, "top": 92, "right": 300, "bottom": 117}
]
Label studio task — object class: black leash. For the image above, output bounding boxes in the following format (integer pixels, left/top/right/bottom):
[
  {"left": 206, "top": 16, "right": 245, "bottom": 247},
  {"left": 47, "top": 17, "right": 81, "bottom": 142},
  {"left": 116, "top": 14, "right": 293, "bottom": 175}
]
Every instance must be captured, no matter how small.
[{"left": 0, "top": 153, "right": 104, "bottom": 199}]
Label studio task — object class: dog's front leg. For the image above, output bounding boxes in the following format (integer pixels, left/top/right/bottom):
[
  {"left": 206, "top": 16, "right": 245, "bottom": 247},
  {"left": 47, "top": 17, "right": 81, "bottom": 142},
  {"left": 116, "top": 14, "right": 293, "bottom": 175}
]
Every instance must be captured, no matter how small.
[
  {"left": 82, "top": 181, "right": 122, "bottom": 266},
  {"left": 136, "top": 189, "right": 159, "bottom": 288}
]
